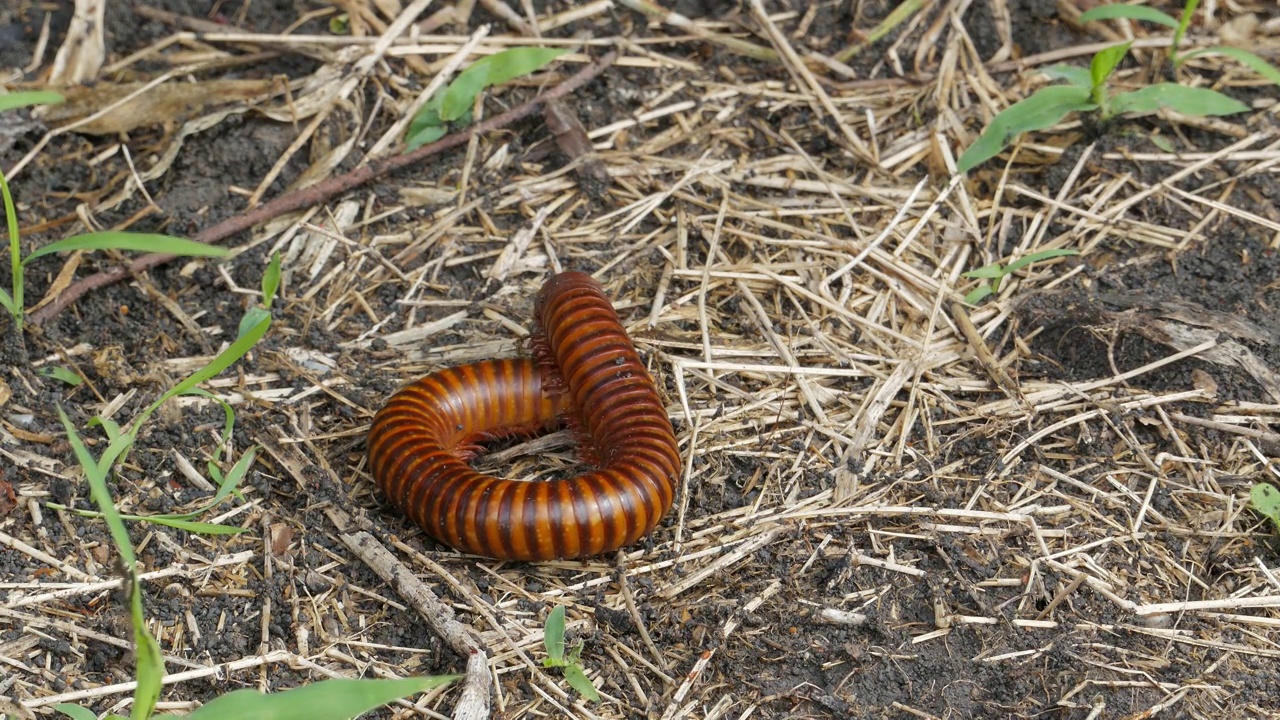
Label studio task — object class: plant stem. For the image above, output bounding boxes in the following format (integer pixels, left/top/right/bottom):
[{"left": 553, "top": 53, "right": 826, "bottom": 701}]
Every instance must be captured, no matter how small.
[
  {"left": 0, "top": 169, "right": 23, "bottom": 331},
  {"left": 1171, "top": 0, "right": 1202, "bottom": 65}
]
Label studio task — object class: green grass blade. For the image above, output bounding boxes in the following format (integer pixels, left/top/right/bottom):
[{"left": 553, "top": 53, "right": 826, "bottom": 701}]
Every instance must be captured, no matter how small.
[
  {"left": 179, "top": 387, "right": 238, "bottom": 476},
  {"left": 96, "top": 430, "right": 138, "bottom": 482},
  {"left": 39, "top": 366, "right": 85, "bottom": 386},
  {"left": 54, "top": 704, "right": 99, "bottom": 720},
  {"left": 833, "top": 0, "right": 928, "bottom": 63},
  {"left": 1003, "top": 248, "right": 1080, "bottom": 274},
  {"left": 1090, "top": 41, "right": 1133, "bottom": 90},
  {"left": 0, "top": 287, "right": 16, "bottom": 316},
  {"left": 1109, "top": 83, "right": 1249, "bottom": 116},
  {"left": 1042, "top": 64, "right": 1093, "bottom": 89},
  {"left": 956, "top": 85, "right": 1095, "bottom": 174},
  {"left": 963, "top": 285, "right": 994, "bottom": 305},
  {"left": 262, "top": 251, "right": 282, "bottom": 306},
  {"left": 24, "top": 232, "right": 231, "bottom": 264},
  {"left": 544, "top": 605, "right": 567, "bottom": 663},
  {"left": 45, "top": 504, "right": 247, "bottom": 533},
  {"left": 89, "top": 415, "right": 125, "bottom": 444},
  {"left": 0, "top": 90, "right": 66, "bottom": 112},
  {"left": 58, "top": 406, "right": 166, "bottom": 718},
  {"left": 130, "top": 582, "right": 164, "bottom": 720},
  {"left": 1185, "top": 46, "right": 1280, "bottom": 86},
  {"left": 1, "top": 168, "right": 23, "bottom": 327},
  {"left": 158, "top": 312, "right": 271, "bottom": 409},
  {"left": 961, "top": 263, "right": 1008, "bottom": 280},
  {"left": 58, "top": 407, "right": 136, "bottom": 568},
  {"left": 237, "top": 305, "right": 271, "bottom": 341},
  {"left": 1078, "top": 5, "right": 1178, "bottom": 28},
  {"left": 174, "top": 676, "right": 458, "bottom": 720},
  {"left": 1173, "top": 0, "right": 1201, "bottom": 55},
  {"left": 210, "top": 446, "right": 257, "bottom": 505},
  {"left": 133, "top": 516, "right": 249, "bottom": 534}
]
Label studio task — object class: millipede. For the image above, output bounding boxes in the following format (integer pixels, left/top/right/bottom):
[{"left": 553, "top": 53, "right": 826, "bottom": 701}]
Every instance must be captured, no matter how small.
[{"left": 366, "top": 271, "right": 681, "bottom": 561}]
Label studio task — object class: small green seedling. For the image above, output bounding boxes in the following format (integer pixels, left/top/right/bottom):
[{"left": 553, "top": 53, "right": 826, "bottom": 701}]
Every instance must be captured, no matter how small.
[
  {"left": 543, "top": 605, "right": 601, "bottom": 703},
  {"left": 52, "top": 251, "right": 455, "bottom": 720},
  {"left": 49, "top": 252, "right": 283, "bottom": 536},
  {"left": 4, "top": 91, "right": 229, "bottom": 331},
  {"left": 1251, "top": 483, "right": 1280, "bottom": 534},
  {"left": 957, "top": 12, "right": 1254, "bottom": 174},
  {"left": 1080, "top": 0, "right": 1280, "bottom": 83},
  {"left": 405, "top": 47, "right": 569, "bottom": 151},
  {"left": 58, "top": 405, "right": 166, "bottom": 720},
  {"left": 963, "top": 248, "right": 1080, "bottom": 304},
  {"left": 39, "top": 366, "right": 84, "bottom": 386}
]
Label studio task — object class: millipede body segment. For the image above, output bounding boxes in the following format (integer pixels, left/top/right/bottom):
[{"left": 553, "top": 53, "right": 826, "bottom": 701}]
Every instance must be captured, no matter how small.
[{"left": 366, "top": 272, "right": 681, "bottom": 560}]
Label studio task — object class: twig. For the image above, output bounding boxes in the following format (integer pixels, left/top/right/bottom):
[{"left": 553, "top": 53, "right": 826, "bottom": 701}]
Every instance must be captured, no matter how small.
[
  {"left": 339, "top": 531, "right": 491, "bottom": 720},
  {"left": 27, "top": 51, "right": 619, "bottom": 326}
]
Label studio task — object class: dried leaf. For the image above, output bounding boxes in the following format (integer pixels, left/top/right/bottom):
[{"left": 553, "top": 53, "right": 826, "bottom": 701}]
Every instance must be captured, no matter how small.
[{"left": 42, "top": 79, "right": 280, "bottom": 135}]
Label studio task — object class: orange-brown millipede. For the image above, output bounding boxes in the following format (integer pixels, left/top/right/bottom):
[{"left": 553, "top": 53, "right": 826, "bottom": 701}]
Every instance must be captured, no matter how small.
[{"left": 367, "top": 272, "right": 681, "bottom": 560}]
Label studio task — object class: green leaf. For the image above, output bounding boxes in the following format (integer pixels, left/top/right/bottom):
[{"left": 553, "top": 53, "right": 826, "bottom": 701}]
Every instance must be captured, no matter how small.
[
  {"left": 238, "top": 305, "right": 272, "bottom": 341},
  {"left": 407, "top": 100, "right": 444, "bottom": 138},
  {"left": 130, "top": 580, "right": 164, "bottom": 720},
  {"left": 178, "top": 387, "right": 239, "bottom": 484},
  {"left": 96, "top": 429, "right": 139, "bottom": 482},
  {"left": 2, "top": 167, "right": 23, "bottom": 327},
  {"left": 132, "top": 516, "right": 249, "bottom": 534},
  {"left": 1149, "top": 135, "right": 1175, "bottom": 152},
  {"left": 40, "top": 365, "right": 85, "bottom": 386},
  {"left": 54, "top": 704, "right": 99, "bottom": 720},
  {"left": 262, "top": 252, "right": 282, "bottom": 307},
  {"left": 956, "top": 85, "right": 1096, "bottom": 173},
  {"left": 439, "top": 48, "right": 570, "bottom": 122},
  {"left": 963, "top": 285, "right": 994, "bottom": 305},
  {"left": 1173, "top": 0, "right": 1201, "bottom": 56},
  {"left": 210, "top": 446, "right": 257, "bottom": 506},
  {"left": 1003, "top": 248, "right": 1080, "bottom": 274},
  {"left": 1078, "top": 4, "right": 1179, "bottom": 29},
  {"left": 89, "top": 415, "right": 125, "bottom": 444},
  {"left": 173, "top": 676, "right": 458, "bottom": 720},
  {"left": 161, "top": 311, "right": 270, "bottom": 406},
  {"left": 1251, "top": 482, "right": 1280, "bottom": 530},
  {"left": 1185, "top": 46, "right": 1280, "bottom": 87},
  {"left": 44, "top": 504, "right": 247, "bottom": 534},
  {"left": 328, "top": 13, "right": 350, "bottom": 34},
  {"left": 1109, "top": 83, "right": 1249, "bottom": 117},
  {"left": 404, "top": 124, "right": 448, "bottom": 152},
  {"left": 544, "top": 605, "right": 567, "bottom": 664},
  {"left": 961, "top": 263, "right": 1009, "bottom": 280},
  {"left": 1043, "top": 64, "right": 1093, "bottom": 89},
  {"left": 0, "top": 89, "right": 66, "bottom": 112},
  {"left": 59, "top": 407, "right": 137, "bottom": 568},
  {"left": 24, "top": 232, "right": 231, "bottom": 264},
  {"left": 563, "top": 664, "right": 601, "bottom": 703},
  {"left": 1090, "top": 41, "right": 1133, "bottom": 90}
]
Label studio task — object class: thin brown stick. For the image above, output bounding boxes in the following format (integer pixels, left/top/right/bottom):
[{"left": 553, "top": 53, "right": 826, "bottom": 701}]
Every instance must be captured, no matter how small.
[
  {"left": 28, "top": 51, "right": 619, "bottom": 326},
  {"left": 339, "top": 531, "right": 491, "bottom": 720}
]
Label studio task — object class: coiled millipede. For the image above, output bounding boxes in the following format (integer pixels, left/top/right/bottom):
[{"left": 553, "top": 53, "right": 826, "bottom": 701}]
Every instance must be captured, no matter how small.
[{"left": 367, "top": 272, "right": 681, "bottom": 560}]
